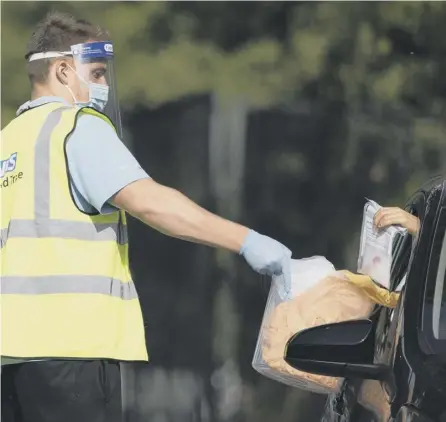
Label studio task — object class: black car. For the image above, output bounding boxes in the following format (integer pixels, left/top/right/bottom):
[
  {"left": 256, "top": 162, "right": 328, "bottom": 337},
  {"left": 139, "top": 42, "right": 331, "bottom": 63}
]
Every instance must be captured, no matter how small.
[{"left": 286, "top": 177, "right": 446, "bottom": 422}]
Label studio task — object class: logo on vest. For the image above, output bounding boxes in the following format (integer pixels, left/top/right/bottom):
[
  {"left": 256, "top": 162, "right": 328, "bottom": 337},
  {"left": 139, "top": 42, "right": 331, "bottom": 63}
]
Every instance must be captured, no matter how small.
[
  {"left": 0, "top": 152, "right": 23, "bottom": 189},
  {"left": 0, "top": 153, "right": 17, "bottom": 178}
]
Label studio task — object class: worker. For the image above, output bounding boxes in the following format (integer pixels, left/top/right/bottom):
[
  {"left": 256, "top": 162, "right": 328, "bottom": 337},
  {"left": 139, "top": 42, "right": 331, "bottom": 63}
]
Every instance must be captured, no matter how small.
[{"left": 0, "top": 12, "right": 292, "bottom": 422}]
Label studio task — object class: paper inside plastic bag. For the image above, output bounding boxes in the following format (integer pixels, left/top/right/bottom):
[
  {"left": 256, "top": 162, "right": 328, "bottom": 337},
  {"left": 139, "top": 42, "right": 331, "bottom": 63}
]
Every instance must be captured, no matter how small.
[
  {"left": 274, "top": 256, "right": 335, "bottom": 300},
  {"left": 289, "top": 256, "right": 335, "bottom": 296},
  {"left": 253, "top": 257, "right": 374, "bottom": 394},
  {"left": 357, "top": 199, "right": 407, "bottom": 289}
]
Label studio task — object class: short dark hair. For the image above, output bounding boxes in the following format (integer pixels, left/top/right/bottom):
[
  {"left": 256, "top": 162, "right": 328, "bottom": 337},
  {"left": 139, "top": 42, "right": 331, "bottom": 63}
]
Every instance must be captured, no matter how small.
[{"left": 26, "top": 11, "right": 109, "bottom": 84}]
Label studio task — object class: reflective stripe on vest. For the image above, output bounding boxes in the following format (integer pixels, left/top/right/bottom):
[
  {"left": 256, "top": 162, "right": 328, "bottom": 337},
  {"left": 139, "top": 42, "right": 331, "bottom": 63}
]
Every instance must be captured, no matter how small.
[
  {"left": 1, "top": 275, "right": 137, "bottom": 299},
  {"left": 2, "top": 106, "right": 131, "bottom": 297},
  {"left": 1, "top": 219, "right": 128, "bottom": 246}
]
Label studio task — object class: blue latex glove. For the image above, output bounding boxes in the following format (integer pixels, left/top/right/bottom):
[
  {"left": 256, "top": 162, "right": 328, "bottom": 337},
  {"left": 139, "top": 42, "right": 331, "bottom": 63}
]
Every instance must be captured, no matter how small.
[{"left": 240, "top": 230, "right": 292, "bottom": 298}]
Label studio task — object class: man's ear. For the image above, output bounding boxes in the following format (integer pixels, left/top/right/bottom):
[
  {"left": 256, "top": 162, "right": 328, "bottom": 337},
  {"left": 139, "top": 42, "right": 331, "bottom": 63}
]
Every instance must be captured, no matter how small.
[{"left": 54, "top": 59, "right": 71, "bottom": 85}]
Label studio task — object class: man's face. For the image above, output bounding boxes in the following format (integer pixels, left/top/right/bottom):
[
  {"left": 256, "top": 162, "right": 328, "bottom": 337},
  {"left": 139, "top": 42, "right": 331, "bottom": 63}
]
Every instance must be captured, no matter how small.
[{"left": 57, "top": 58, "right": 108, "bottom": 103}]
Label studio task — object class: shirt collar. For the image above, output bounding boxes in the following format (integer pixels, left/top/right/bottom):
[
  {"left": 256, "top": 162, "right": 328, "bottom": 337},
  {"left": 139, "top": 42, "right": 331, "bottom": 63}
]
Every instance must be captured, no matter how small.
[{"left": 16, "top": 96, "right": 71, "bottom": 117}]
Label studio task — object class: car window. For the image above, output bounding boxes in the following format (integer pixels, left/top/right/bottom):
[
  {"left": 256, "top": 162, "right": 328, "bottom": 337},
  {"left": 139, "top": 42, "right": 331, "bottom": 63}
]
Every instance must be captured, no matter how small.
[
  {"left": 389, "top": 208, "right": 418, "bottom": 292},
  {"left": 432, "top": 227, "right": 446, "bottom": 340},
  {"left": 421, "top": 200, "right": 446, "bottom": 355}
]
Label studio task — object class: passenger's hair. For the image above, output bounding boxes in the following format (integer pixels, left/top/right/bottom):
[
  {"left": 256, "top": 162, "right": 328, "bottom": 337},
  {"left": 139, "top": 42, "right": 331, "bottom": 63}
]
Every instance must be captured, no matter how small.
[{"left": 25, "top": 11, "right": 109, "bottom": 84}]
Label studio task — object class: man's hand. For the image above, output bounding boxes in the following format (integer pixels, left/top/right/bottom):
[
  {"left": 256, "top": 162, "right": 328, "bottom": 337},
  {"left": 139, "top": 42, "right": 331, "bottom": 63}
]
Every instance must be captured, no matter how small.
[
  {"left": 240, "top": 230, "right": 292, "bottom": 295},
  {"left": 373, "top": 207, "right": 420, "bottom": 235}
]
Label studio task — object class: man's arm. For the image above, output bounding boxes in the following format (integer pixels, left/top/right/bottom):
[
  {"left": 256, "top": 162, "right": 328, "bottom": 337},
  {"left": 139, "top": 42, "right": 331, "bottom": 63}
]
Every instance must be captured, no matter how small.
[
  {"left": 111, "top": 178, "right": 248, "bottom": 252},
  {"left": 111, "top": 179, "right": 292, "bottom": 292}
]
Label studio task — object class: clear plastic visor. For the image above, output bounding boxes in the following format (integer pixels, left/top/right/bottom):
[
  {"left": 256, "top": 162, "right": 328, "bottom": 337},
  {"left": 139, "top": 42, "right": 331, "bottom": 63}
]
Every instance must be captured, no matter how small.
[{"left": 71, "top": 41, "right": 121, "bottom": 137}]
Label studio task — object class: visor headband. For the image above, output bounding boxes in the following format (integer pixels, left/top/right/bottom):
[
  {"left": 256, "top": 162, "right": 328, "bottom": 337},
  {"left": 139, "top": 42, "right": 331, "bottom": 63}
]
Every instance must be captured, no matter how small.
[
  {"left": 28, "top": 42, "right": 114, "bottom": 62},
  {"left": 28, "top": 51, "right": 72, "bottom": 62}
]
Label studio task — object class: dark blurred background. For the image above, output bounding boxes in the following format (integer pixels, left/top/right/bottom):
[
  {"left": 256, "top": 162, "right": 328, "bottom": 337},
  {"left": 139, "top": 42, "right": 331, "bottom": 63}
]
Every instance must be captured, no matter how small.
[{"left": 2, "top": 2, "right": 446, "bottom": 421}]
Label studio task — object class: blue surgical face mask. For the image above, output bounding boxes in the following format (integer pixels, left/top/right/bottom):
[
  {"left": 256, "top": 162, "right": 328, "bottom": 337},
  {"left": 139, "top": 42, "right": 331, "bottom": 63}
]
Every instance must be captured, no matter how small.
[
  {"left": 65, "top": 65, "right": 109, "bottom": 112},
  {"left": 77, "top": 82, "right": 109, "bottom": 112}
]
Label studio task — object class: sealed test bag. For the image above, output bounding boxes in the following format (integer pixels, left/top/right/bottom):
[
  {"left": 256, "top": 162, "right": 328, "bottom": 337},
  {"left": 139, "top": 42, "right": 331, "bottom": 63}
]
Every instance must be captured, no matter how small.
[
  {"left": 252, "top": 257, "right": 374, "bottom": 394},
  {"left": 357, "top": 200, "right": 407, "bottom": 290}
]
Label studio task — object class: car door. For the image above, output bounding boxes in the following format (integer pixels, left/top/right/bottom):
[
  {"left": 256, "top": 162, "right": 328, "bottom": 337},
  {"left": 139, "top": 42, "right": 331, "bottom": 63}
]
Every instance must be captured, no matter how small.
[
  {"left": 355, "top": 177, "right": 446, "bottom": 422},
  {"left": 321, "top": 178, "right": 440, "bottom": 422},
  {"left": 395, "top": 178, "right": 446, "bottom": 422}
]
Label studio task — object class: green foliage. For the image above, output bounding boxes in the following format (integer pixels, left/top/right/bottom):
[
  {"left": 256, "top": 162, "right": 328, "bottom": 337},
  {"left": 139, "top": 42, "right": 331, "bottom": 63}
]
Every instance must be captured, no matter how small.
[
  {"left": 2, "top": 1, "right": 446, "bottom": 193},
  {"left": 1, "top": 2, "right": 446, "bottom": 109}
]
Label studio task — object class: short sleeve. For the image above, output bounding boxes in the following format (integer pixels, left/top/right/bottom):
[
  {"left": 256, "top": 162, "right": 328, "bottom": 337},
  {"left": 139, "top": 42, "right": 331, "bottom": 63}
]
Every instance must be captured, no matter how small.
[{"left": 65, "top": 113, "right": 150, "bottom": 214}]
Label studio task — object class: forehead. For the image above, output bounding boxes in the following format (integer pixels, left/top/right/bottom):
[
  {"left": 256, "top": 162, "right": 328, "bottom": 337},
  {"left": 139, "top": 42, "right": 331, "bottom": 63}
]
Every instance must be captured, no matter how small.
[{"left": 78, "top": 57, "right": 108, "bottom": 66}]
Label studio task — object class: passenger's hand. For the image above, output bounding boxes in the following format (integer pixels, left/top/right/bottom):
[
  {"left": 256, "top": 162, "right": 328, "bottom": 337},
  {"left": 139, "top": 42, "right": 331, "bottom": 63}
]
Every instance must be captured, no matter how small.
[
  {"left": 240, "top": 230, "right": 292, "bottom": 296},
  {"left": 374, "top": 207, "right": 420, "bottom": 235}
]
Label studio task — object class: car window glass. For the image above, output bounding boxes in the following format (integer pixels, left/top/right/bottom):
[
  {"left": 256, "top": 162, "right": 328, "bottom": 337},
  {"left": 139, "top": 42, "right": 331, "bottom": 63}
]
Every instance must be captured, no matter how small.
[{"left": 433, "top": 228, "right": 446, "bottom": 340}]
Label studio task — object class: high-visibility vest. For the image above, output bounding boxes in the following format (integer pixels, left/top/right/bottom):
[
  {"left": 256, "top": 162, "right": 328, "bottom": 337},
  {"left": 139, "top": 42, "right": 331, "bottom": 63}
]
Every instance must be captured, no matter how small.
[{"left": 0, "top": 102, "right": 148, "bottom": 362}]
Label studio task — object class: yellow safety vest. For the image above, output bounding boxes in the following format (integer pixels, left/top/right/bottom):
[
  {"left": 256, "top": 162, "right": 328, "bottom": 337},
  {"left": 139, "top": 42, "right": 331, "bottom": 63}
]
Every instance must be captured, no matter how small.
[{"left": 0, "top": 102, "right": 148, "bottom": 362}]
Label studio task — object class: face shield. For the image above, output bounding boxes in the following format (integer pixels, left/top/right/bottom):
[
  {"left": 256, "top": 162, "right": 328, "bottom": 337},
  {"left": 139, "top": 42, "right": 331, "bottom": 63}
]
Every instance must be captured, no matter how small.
[{"left": 28, "top": 41, "right": 122, "bottom": 138}]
